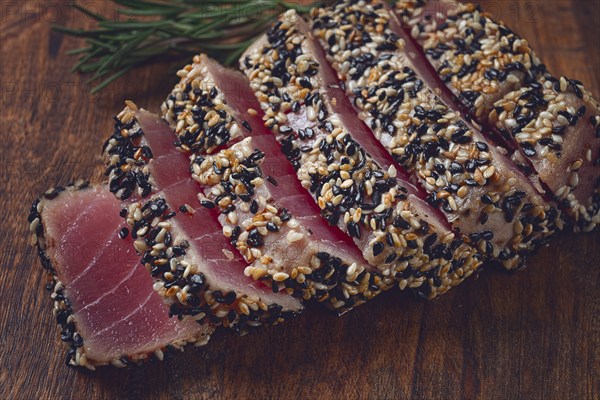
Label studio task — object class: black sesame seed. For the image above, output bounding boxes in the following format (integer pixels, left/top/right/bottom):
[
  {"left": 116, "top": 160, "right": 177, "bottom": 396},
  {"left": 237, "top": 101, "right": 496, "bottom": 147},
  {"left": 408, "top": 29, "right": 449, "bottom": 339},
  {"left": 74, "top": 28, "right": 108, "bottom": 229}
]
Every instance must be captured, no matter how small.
[
  {"left": 250, "top": 200, "right": 259, "bottom": 214},
  {"left": 424, "top": 233, "right": 438, "bottom": 249},
  {"left": 372, "top": 241, "right": 384, "bottom": 257},
  {"left": 521, "top": 142, "right": 537, "bottom": 157},
  {"left": 450, "top": 162, "right": 464, "bottom": 174},
  {"left": 481, "top": 230, "right": 494, "bottom": 240},
  {"left": 280, "top": 209, "right": 292, "bottom": 222},
  {"left": 480, "top": 213, "right": 489, "bottom": 225},
  {"left": 299, "top": 78, "right": 313, "bottom": 89},
  {"left": 481, "top": 194, "right": 494, "bottom": 205},
  {"left": 241, "top": 120, "right": 252, "bottom": 132},
  {"left": 386, "top": 232, "right": 394, "bottom": 246},
  {"left": 200, "top": 200, "right": 216, "bottom": 209},
  {"left": 118, "top": 227, "right": 129, "bottom": 239},
  {"left": 266, "top": 176, "right": 278, "bottom": 186},
  {"left": 347, "top": 221, "right": 361, "bottom": 239},
  {"left": 475, "top": 141, "right": 489, "bottom": 152},
  {"left": 212, "top": 290, "right": 225, "bottom": 303},
  {"left": 279, "top": 125, "right": 293, "bottom": 134},
  {"left": 247, "top": 228, "right": 264, "bottom": 247},
  {"left": 385, "top": 253, "right": 398, "bottom": 263},
  {"left": 141, "top": 146, "right": 153, "bottom": 159},
  {"left": 223, "top": 291, "right": 237, "bottom": 305}
]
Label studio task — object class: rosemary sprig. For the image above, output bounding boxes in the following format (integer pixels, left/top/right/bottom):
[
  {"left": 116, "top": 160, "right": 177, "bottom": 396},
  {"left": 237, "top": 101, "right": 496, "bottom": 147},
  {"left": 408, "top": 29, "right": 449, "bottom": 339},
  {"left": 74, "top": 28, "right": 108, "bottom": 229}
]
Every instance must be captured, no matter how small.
[{"left": 54, "top": 1, "right": 320, "bottom": 93}]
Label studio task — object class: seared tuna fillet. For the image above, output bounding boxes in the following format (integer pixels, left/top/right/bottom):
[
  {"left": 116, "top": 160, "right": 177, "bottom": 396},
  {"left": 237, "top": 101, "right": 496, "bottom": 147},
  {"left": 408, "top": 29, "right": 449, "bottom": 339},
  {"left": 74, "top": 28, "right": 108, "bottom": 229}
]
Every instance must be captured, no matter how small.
[
  {"left": 29, "top": 182, "right": 213, "bottom": 369},
  {"left": 395, "top": 0, "right": 544, "bottom": 119},
  {"left": 191, "top": 139, "right": 388, "bottom": 311},
  {"left": 241, "top": 11, "right": 482, "bottom": 299},
  {"left": 29, "top": 0, "right": 600, "bottom": 370},
  {"left": 161, "top": 55, "right": 389, "bottom": 311},
  {"left": 395, "top": 0, "right": 600, "bottom": 231},
  {"left": 489, "top": 77, "right": 600, "bottom": 232},
  {"left": 103, "top": 105, "right": 302, "bottom": 332},
  {"left": 311, "top": 0, "right": 560, "bottom": 269}
]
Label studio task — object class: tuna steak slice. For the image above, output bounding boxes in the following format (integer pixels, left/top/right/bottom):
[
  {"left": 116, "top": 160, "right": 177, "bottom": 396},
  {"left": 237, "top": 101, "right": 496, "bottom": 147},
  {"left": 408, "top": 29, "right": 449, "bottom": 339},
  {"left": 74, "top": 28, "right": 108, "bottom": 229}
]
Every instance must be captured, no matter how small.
[
  {"left": 161, "top": 54, "right": 389, "bottom": 311},
  {"left": 29, "top": 182, "right": 212, "bottom": 369},
  {"left": 192, "top": 138, "right": 389, "bottom": 311},
  {"left": 395, "top": 0, "right": 544, "bottom": 119},
  {"left": 240, "top": 11, "right": 482, "bottom": 299},
  {"left": 489, "top": 77, "right": 600, "bottom": 232},
  {"left": 311, "top": 0, "right": 560, "bottom": 269},
  {"left": 394, "top": 0, "right": 600, "bottom": 231},
  {"left": 103, "top": 105, "right": 302, "bottom": 332}
]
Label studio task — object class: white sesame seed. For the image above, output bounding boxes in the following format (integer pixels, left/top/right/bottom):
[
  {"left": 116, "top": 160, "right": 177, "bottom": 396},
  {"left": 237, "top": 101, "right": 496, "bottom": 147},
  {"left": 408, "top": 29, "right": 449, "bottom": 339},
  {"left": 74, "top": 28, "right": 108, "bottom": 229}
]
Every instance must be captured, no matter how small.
[
  {"left": 569, "top": 172, "right": 579, "bottom": 187},
  {"left": 286, "top": 231, "right": 304, "bottom": 243},
  {"left": 507, "top": 74, "right": 519, "bottom": 83},
  {"left": 483, "top": 166, "right": 496, "bottom": 179},
  {"left": 273, "top": 272, "right": 289, "bottom": 282}
]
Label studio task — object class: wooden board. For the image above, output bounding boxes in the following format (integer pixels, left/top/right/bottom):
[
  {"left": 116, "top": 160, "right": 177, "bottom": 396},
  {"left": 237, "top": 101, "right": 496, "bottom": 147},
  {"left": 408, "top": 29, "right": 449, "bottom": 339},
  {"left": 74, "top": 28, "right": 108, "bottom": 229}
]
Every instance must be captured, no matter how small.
[{"left": 1, "top": 1, "right": 598, "bottom": 398}]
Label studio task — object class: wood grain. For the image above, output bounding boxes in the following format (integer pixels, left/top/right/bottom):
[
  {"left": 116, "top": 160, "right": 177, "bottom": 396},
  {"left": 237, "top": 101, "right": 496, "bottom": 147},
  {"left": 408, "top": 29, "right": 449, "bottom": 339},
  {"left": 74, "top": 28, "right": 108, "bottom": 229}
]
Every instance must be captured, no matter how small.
[{"left": 1, "top": 1, "right": 598, "bottom": 399}]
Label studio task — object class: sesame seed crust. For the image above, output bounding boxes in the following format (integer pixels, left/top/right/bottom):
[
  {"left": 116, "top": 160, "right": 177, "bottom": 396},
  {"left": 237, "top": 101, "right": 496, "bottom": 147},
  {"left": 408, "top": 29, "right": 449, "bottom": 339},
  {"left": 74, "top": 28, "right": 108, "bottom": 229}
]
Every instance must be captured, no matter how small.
[
  {"left": 240, "top": 10, "right": 482, "bottom": 299},
  {"left": 161, "top": 56, "right": 243, "bottom": 154},
  {"left": 102, "top": 101, "right": 155, "bottom": 201},
  {"left": 29, "top": 182, "right": 213, "bottom": 369},
  {"left": 109, "top": 105, "right": 302, "bottom": 333},
  {"left": 311, "top": 0, "right": 560, "bottom": 269},
  {"left": 125, "top": 195, "right": 298, "bottom": 333},
  {"left": 191, "top": 137, "right": 387, "bottom": 311},
  {"left": 160, "top": 55, "right": 403, "bottom": 312},
  {"left": 395, "top": 0, "right": 600, "bottom": 232},
  {"left": 396, "top": 0, "right": 545, "bottom": 119},
  {"left": 490, "top": 76, "right": 600, "bottom": 232}
]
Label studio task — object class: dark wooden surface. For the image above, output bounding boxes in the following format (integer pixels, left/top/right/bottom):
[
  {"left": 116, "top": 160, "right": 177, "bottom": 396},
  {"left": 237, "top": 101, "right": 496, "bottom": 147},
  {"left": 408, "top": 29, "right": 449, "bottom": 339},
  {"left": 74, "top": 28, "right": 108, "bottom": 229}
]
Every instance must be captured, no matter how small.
[{"left": 1, "top": 1, "right": 599, "bottom": 399}]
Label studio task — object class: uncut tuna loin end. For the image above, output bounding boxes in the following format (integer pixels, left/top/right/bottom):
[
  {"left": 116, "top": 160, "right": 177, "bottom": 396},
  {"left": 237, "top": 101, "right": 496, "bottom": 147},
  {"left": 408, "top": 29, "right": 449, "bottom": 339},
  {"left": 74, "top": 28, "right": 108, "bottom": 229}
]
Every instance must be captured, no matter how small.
[{"left": 29, "top": 182, "right": 213, "bottom": 369}]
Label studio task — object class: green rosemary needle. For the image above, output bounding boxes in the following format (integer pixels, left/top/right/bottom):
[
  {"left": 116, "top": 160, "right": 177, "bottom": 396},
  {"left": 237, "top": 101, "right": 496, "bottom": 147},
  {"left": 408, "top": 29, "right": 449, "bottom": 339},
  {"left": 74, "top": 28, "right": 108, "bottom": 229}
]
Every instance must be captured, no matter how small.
[{"left": 54, "top": 1, "right": 320, "bottom": 93}]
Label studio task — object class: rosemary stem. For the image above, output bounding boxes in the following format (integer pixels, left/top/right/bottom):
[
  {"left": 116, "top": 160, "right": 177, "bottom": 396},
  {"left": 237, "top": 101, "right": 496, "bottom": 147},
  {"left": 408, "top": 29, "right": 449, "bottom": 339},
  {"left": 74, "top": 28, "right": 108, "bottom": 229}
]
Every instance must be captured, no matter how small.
[{"left": 55, "top": 0, "right": 327, "bottom": 93}]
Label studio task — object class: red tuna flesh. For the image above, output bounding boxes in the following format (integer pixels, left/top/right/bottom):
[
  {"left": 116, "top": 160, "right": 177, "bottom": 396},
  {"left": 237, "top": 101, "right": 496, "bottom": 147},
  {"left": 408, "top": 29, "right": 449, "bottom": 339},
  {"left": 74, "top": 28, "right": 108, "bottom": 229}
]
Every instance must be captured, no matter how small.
[
  {"left": 240, "top": 12, "right": 482, "bottom": 299},
  {"left": 162, "top": 54, "right": 391, "bottom": 310},
  {"left": 311, "top": 0, "right": 560, "bottom": 269},
  {"left": 394, "top": 0, "right": 600, "bottom": 232},
  {"left": 29, "top": 183, "right": 212, "bottom": 368},
  {"left": 104, "top": 106, "right": 303, "bottom": 331}
]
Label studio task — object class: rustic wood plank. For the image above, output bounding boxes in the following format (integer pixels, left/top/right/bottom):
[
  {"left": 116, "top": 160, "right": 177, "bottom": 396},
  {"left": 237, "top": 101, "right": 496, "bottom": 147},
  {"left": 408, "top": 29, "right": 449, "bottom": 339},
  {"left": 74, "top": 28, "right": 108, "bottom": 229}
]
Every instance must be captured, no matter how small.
[{"left": 0, "top": 0, "right": 598, "bottom": 399}]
